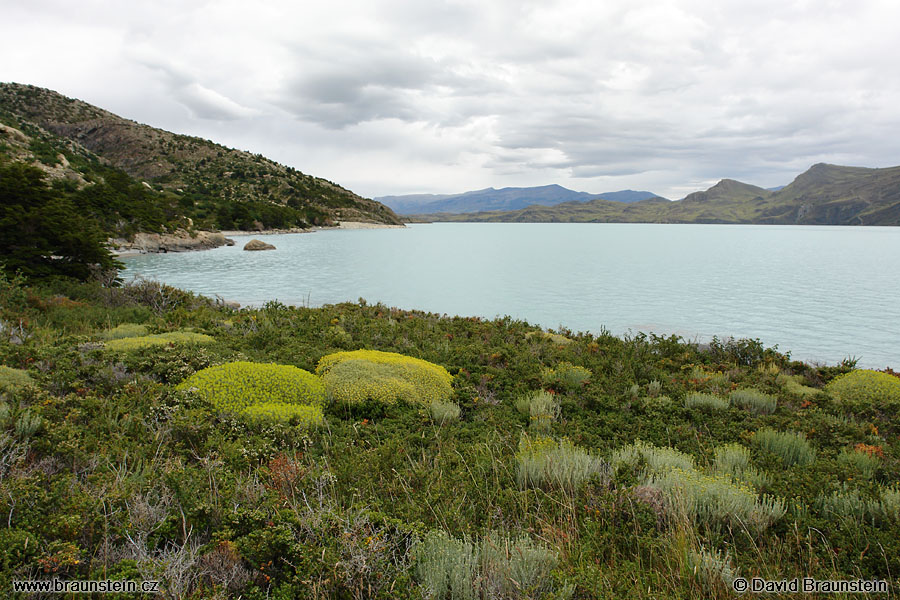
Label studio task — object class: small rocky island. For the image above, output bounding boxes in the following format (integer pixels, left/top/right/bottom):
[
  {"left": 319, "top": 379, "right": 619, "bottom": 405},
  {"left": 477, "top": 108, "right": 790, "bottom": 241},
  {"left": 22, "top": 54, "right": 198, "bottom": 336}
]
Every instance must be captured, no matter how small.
[{"left": 243, "top": 239, "right": 277, "bottom": 251}]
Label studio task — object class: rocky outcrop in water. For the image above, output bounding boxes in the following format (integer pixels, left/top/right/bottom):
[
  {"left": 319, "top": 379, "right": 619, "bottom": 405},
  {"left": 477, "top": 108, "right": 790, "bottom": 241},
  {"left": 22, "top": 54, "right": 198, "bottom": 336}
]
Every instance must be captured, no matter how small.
[{"left": 243, "top": 239, "right": 276, "bottom": 251}]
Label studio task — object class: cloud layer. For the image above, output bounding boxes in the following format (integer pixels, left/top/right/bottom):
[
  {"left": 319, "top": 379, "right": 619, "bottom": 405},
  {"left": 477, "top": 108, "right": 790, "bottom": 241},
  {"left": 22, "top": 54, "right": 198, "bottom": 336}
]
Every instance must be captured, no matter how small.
[{"left": 3, "top": 0, "right": 899, "bottom": 198}]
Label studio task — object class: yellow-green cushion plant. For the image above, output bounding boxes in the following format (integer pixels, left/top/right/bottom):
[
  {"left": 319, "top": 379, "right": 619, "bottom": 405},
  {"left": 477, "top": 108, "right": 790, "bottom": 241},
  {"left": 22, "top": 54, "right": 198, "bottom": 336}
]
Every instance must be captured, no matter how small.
[
  {"left": 316, "top": 349, "right": 452, "bottom": 407},
  {"left": 105, "top": 331, "right": 214, "bottom": 351},
  {"left": 825, "top": 370, "right": 900, "bottom": 410},
  {"left": 99, "top": 323, "right": 148, "bottom": 340},
  {"left": 0, "top": 365, "right": 36, "bottom": 395},
  {"left": 177, "top": 362, "right": 326, "bottom": 424},
  {"left": 241, "top": 403, "right": 324, "bottom": 427}
]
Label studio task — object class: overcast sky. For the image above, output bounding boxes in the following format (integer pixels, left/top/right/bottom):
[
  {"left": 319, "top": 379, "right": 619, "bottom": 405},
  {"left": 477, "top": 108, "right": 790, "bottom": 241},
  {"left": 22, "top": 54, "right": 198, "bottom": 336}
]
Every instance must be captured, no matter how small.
[{"left": 3, "top": 0, "right": 900, "bottom": 199}]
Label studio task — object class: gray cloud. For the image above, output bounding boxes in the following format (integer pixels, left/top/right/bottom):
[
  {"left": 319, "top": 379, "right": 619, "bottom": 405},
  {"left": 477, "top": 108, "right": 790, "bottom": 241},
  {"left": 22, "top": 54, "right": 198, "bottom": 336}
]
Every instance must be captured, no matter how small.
[{"left": 2, "top": 0, "right": 900, "bottom": 198}]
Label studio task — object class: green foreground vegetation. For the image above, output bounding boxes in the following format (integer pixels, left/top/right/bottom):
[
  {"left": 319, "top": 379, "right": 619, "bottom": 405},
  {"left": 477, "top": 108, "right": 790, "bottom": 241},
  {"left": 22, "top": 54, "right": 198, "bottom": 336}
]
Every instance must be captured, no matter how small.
[{"left": 1, "top": 272, "right": 899, "bottom": 598}]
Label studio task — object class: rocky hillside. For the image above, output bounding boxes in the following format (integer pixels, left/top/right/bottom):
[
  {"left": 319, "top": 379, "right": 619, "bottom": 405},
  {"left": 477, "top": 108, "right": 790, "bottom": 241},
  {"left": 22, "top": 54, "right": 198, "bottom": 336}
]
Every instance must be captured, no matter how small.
[
  {"left": 0, "top": 83, "right": 402, "bottom": 230},
  {"left": 417, "top": 164, "right": 900, "bottom": 225}
]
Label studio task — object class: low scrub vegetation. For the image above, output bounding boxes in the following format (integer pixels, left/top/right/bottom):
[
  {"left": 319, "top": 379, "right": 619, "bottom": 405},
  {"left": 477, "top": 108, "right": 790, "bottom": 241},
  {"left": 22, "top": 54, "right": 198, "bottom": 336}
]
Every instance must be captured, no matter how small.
[
  {"left": 177, "top": 361, "right": 325, "bottom": 422},
  {"left": 104, "top": 330, "right": 215, "bottom": 351},
  {"left": 683, "top": 392, "right": 729, "bottom": 411},
  {"left": 317, "top": 349, "right": 453, "bottom": 408},
  {"left": 825, "top": 369, "right": 900, "bottom": 410},
  {"left": 728, "top": 388, "right": 777, "bottom": 414},
  {"left": 752, "top": 427, "right": 816, "bottom": 467},
  {"left": 0, "top": 275, "right": 898, "bottom": 598},
  {"left": 516, "top": 434, "right": 607, "bottom": 490}
]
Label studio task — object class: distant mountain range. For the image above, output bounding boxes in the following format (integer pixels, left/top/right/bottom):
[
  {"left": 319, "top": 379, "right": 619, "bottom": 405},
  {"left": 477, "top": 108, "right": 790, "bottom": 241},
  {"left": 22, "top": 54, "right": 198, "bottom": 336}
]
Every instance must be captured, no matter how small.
[
  {"left": 0, "top": 83, "right": 402, "bottom": 232},
  {"left": 376, "top": 185, "right": 660, "bottom": 215},
  {"left": 407, "top": 164, "right": 900, "bottom": 225}
]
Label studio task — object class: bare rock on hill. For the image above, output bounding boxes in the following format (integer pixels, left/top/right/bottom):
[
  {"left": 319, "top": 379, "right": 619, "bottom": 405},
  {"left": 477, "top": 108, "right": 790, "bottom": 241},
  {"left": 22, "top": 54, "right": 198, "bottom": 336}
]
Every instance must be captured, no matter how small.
[{"left": 243, "top": 239, "right": 276, "bottom": 251}]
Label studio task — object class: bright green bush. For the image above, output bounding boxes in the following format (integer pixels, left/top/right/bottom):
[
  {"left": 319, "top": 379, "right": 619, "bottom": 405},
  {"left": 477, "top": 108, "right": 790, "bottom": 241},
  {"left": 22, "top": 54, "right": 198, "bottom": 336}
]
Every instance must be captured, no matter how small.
[
  {"left": 104, "top": 331, "right": 214, "bottom": 351},
  {"left": 429, "top": 400, "right": 461, "bottom": 425},
  {"left": 647, "top": 467, "right": 785, "bottom": 534},
  {"left": 541, "top": 361, "right": 590, "bottom": 392},
  {"left": 177, "top": 361, "right": 326, "bottom": 423},
  {"left": 729, "top": 388, "right": 777, "bottom": 415},
  {"left": 612, "top": 440, "right": 695, "bottom": 475},
  {"left": 98, "top": 323, "right": 148, "bottom": 340},
  {"left": 752, "top": 428, "right": 816, "bottom": 467},
  {"left": 684, "top": 392, "right": 729, "bottom": 411},
  {"left": 316, "top": 349, "right": 452, "bottom": 407},
  {"left": 241, "top": 403, "right": 324, "bottom": 428},
  {"left": 0, "top": 366, "right": 35, "bottom": 395},
  {"left": 516, "top": 434, "right": 607, "bottom": 490},
  {"left": 825, "top": 369, "right": 900, "bottom": 409},
  {"left": 413, "top": 529, "right": 567, "bottom": 600},
  {"left": 776, "top": 373, "right": 818, "bottom": 398}
]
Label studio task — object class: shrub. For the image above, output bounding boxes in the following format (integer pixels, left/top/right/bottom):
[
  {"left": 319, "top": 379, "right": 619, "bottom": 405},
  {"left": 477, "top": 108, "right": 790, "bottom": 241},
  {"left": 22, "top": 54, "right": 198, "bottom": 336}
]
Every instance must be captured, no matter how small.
[
  {"left": 816, "top": 486, "right": 868, "bottom": 521},
  {"left": 177, "top": 362, "right": 326, "bottom": 422},
  {"left": 516, "top": 434, "right": 607, "bottom": 490},
  {"left": 515, "top": 390, "right": 560, "bottom": 432},
  {"left": 0, "top": 365, "right": 35, "bottom": 395},
  {"left": 837, "top": 447, "right": 880, "bottom": 479},
  {"left": 713, "top": 443, "right": 770, "bottom": 489},
  {"left": 686, "top": 547, "right": 738, "bottom": 594},
  {"left": 713, "top": 443, "right": 750, "bottom": 474},
  {"left": 825, "top": 369, "right": 900, "bottom": 409},
  {"left": 871, "top": 485, "right": 900, "bottom": 522},
  {"left": 541, "top": 362, "right": 590, "bottom": 392},
  {"left": 752, "top": 428, "right": 816, "bottom": 467},
  {"left": 104, "top": 331, "right": 214, "bottom": 351},
  {"left": 611, "top": 440, "right": 695, "bottom": 475},
  {"left": 241, "top": 403, "right": 324, "bottom": 428},
  {"left": 99, "top": 323, "right": 148, "bottom": 340},
  {"left": 647, "top": 467, "right": 785, "bottom": 533},
  {"left": 776, "top": 373, "right": 818, "bottom": 398},
  {"left": 413, "top": 529, "right": 567, "bottom": 600},
  {"left": 647, "top": 379, "right": 662, "bottom": 397},
  {"left": 525, "top": 330, "right": 571, "bottom": 345},
  {"left": 317, "top": 350, "right": 452, "bottom": 407},
  {"left": 729, "top": 388, "right": 777, "bottom": 415},
  {"left": 684, "top": 392, "right": 729, "bottom": 411},
  {"left": 429, "top": 400, "right": 461, "bottom": 425}
]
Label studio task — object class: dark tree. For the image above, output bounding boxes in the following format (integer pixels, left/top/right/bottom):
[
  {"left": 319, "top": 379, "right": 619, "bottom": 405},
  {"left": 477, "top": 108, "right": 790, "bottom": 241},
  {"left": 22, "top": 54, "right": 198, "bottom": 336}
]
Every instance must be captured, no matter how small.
[{"left": 0, "top": 161, "right": 120, "bottom": 280}]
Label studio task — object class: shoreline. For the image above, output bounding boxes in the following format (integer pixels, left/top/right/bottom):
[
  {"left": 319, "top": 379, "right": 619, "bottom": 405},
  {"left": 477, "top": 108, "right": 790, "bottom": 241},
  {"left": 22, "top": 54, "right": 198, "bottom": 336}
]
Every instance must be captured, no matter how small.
[
  {"left": 221, "top": 221, "right": 406, "bottom": 235},
  {"left": 113, "top": 221, "right": 405, "bottom": 257}
]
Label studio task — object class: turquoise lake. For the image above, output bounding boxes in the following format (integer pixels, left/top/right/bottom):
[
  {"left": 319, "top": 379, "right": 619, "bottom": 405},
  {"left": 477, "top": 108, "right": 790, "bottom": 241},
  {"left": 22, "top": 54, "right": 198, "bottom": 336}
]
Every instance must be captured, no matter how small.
[{"left": 122, "top": 223, "right": 900, "bottom": 368}]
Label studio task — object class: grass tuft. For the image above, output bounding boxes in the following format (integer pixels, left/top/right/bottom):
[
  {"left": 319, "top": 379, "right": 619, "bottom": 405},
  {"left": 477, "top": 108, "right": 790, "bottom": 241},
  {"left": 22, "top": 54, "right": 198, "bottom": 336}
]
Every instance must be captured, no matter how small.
[
  {"left": 752, "top": 427, "right": 816, "bottom": 467},
  {"left": 729, "top": 388, "right": 777, "bottom": 414},
  {"left": 516, "top": 434, "right": 607, "bottom": 490}
]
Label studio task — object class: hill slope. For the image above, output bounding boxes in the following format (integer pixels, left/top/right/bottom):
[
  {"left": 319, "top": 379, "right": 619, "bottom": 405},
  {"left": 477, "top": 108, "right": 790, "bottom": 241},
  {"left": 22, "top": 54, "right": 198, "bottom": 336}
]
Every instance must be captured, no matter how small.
[
  {"left": 377, "top": 185, "right": 659, "bottom": 215},
  {"left": 417, "top": 165, "right": 900, "bottom": 225},
  {"left": 0, "top": 83, "right": 402, "bottom": 230}
]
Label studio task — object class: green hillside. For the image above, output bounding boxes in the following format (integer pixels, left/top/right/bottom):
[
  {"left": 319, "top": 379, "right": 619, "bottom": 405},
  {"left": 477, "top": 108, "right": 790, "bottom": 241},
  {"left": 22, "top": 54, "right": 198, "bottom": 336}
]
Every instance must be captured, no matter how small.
[
  {"left": 415, "top": 165, "right": 900, "bottom": 225},
  {"left": 0, "top": 83, "right": 402, "bottom": 231}
]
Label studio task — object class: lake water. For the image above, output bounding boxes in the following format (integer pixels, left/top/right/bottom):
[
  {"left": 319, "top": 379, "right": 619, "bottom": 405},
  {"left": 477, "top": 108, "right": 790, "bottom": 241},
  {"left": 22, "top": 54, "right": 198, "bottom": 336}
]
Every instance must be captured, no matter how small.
[{"left": 121, "top": 223, "right": 900, "bottom": 368}]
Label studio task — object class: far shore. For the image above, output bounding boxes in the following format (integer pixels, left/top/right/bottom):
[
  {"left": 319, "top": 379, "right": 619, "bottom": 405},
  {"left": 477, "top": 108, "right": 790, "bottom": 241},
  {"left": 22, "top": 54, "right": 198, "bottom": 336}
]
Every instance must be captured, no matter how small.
[
  {"left": 222, "top": 221, "right": 406, "bottom": 236},
  {"left": 113, "top": 221, "right": 405, "bottom": 258}
]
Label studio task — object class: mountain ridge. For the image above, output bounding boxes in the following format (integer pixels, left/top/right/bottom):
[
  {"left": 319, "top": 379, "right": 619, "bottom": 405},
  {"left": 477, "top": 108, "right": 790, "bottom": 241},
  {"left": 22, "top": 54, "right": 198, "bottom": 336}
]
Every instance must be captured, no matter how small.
[
  {"left": 409, "top": 164, "right": 900, "bottom": 225},
  {"left": 377, "top": 185, "right": 660, "bottom": 215}
]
